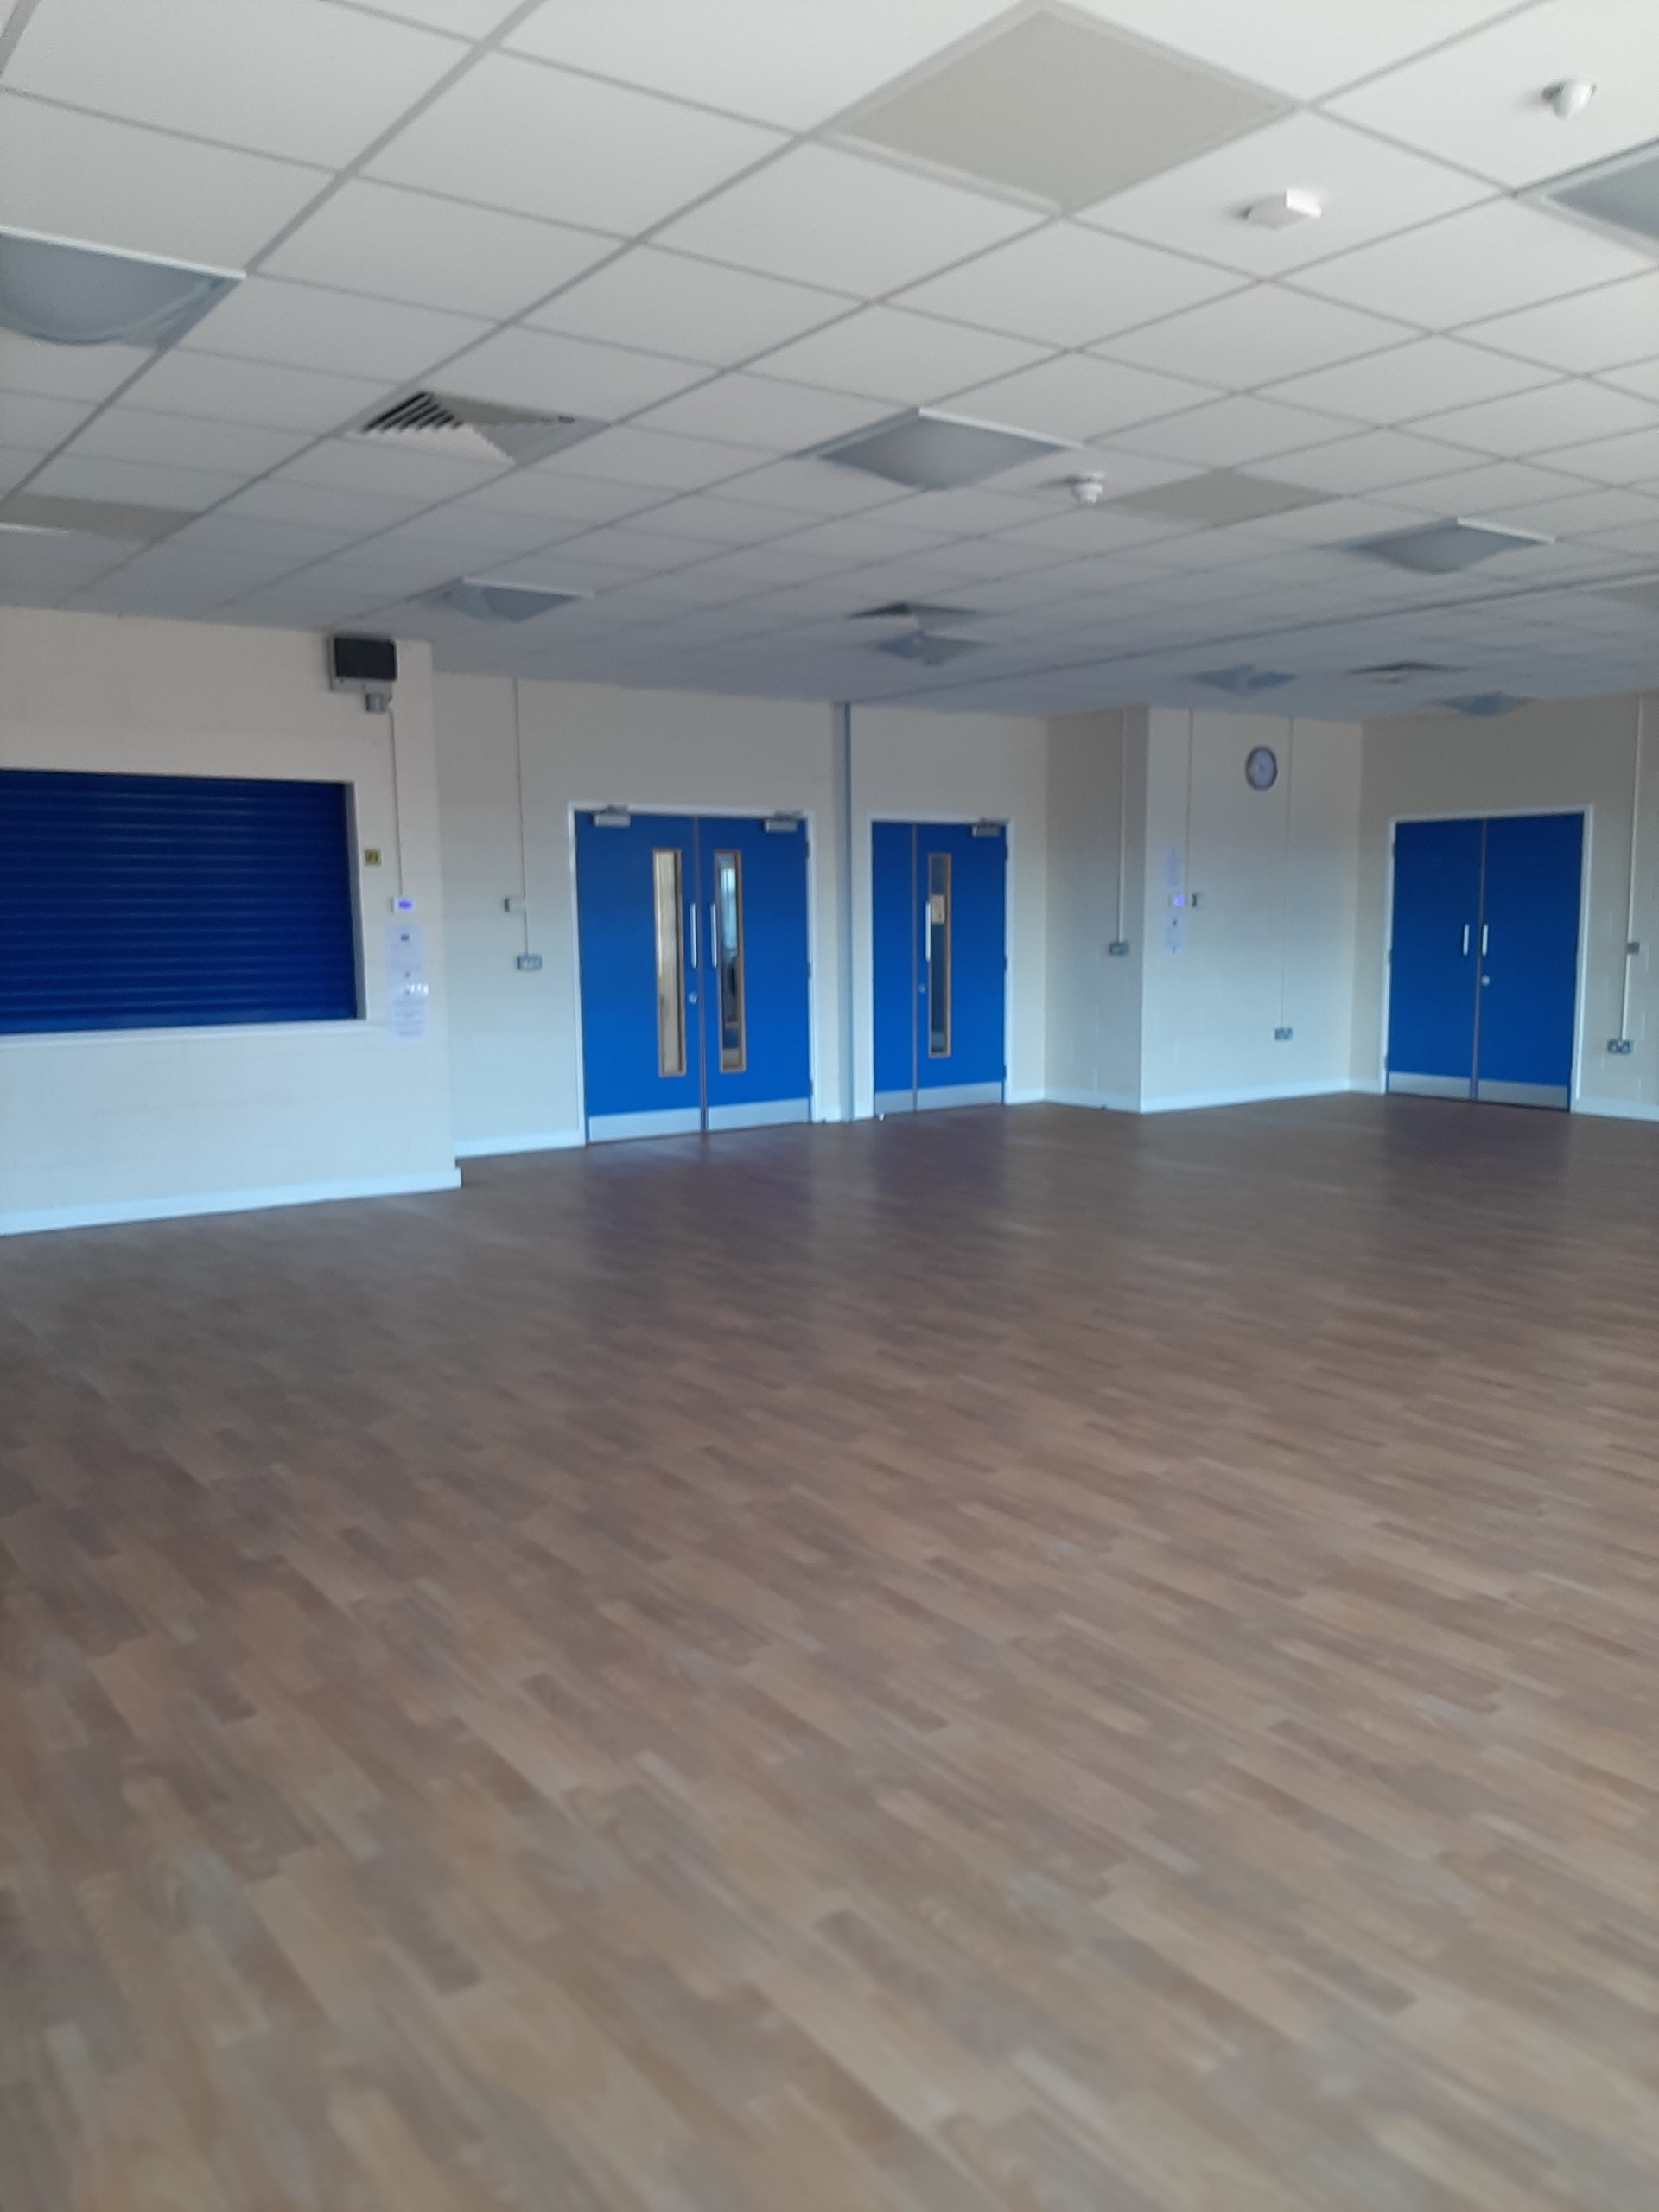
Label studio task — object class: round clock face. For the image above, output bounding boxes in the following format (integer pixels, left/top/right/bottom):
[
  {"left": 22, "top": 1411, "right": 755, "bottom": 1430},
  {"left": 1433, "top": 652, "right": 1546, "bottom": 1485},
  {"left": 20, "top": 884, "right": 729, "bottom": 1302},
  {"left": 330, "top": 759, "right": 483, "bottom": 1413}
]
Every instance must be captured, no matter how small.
[{"left": 1245, "top": 744, "right": 1279, "bottom": 791}]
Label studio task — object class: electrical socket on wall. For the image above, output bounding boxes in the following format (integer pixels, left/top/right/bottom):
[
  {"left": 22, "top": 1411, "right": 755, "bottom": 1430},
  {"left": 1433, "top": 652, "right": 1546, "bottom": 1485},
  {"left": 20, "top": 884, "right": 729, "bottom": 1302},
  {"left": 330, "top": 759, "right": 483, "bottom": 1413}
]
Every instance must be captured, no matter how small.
[
  {"left": 1274, "top": 1026, "right": 1294, "bottom": 1041},
  {"left": 1608, "top": 1037, "right": 1635, "bottom": 1054},
  {"left": 1108, "top": 940, "right": 1130, "bottom": 957},
  {"left": 516, "top": 953, "right": 543, "bottom": 972}
]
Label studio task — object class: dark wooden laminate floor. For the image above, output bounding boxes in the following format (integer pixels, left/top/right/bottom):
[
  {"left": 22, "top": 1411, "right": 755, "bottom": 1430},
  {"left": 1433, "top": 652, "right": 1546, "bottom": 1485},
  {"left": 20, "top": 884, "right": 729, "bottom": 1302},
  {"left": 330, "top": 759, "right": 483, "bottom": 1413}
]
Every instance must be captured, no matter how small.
[{"left": 3, "top": 1097, "right": 1659, "bottom": 2212}]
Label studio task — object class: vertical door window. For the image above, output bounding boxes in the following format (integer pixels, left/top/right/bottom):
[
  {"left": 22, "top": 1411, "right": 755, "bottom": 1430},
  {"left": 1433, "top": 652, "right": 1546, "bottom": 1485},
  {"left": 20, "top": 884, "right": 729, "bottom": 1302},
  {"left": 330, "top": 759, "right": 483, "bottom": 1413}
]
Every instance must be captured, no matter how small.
[
  {"left": 652, "top": 847, "right": 686, "bottom": 1077},
  {"left": 926, "top": 850, "right": 951, "bottom": 1057},
  {"left": 713, "top": 848, "right": 746, "bottom": 1071}
]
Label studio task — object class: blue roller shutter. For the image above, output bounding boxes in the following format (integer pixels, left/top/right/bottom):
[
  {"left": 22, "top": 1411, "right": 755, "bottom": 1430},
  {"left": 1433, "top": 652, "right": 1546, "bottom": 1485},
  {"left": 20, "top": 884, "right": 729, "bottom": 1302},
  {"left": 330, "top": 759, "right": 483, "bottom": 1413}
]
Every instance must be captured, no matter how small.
[{"left": 0, "top": 768, "right": 360, "bottom": 1033}]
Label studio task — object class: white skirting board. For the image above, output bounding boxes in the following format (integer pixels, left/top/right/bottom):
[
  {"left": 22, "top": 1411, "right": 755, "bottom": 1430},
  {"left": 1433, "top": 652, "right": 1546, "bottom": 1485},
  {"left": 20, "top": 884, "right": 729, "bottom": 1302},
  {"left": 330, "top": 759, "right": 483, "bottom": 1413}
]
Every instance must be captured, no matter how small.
[
  {"left": 1045, "top": 1080, "right": 1361, "bottom": 1116},
  {"left": 1573, "top": 1095, "right": 1659, "bottom": 1124},
  {"left": 0, "top": 1169, "right": 463, "bottom": 1239},
  {"left": 453, "top": 1129, "right": 585, "bottom": 1158}
]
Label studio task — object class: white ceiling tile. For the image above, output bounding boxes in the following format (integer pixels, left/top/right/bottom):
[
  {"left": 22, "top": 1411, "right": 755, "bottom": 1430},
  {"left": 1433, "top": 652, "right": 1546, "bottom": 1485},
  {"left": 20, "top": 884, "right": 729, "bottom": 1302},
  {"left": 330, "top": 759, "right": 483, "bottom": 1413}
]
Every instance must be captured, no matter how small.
[
  {"left": 118, "top": 352, "right": 389, "bottom": 435},
  {"left": 994, "top": 505, "right": 1192, "bottom": 556},
  {"left": 0, "top": 390, "right": 100, "bottom": 451},
  {"left": 61, "top": 410, "right": 310, "bottom": 475},
  {"left": 274, "top": 438, "right": 507, "bottom": 502},
  {"left": 946, "top": 355, "right": 1211, "bottom": 442},
  {"left": 179, "top": 278, "right": 489, "bottom": 381},
  {"left": 7, "top": 0, "right": 462, "bottom": 167},
  {"left": 529, "top": 248, "right": 850, "bottom": 364},
  {"left": 766, "top": 513, "right": 963, "bottom": 565},
  {"left": 1329, "top": 1, "right": 1659, "bottom": 191},
  {"left": 879, "top": 485, "right": 1049, "bottom": 534},
  {"left": 436, "top": 326, "right": 703, "bottom": 418},
  {"left": 1065, "top": 2, "right": 1518, "bottom": 99},
  {"left": 456, "top": 469, "right": 664, "bottom": 525},
  {"left": 529, "top": 522, "right": 711, "bottom": 575},
  {"left": 1373, "top": 459, "right": 1593, "bottom": 516},
  {"left": 26, "top": 451, "right": 249, "bottom": 511},
  {"left": 1100, "top": 287, "right": 1414, "bottom": 390},
  {"left": 1529, "top": 427, "right": 1659, "bottom": 485},
  {"left": 168, "top": 512, "right": 360, "bottom": 563},
  {"left": 894, "top": 223, "right": 1241, "bottom": 348},
  {"left": 614, "top": 493, "right": 808, "bottom": 546},
  {"left": 1261, "top": 335, "right": 1555, "bottom": 423},
  {"left": 0, "top": 92, "right": 327, "bottom": 268},
  {"left": 1408, "top": 381, "right": 1659, "bottom": 461},
  {"left": 1479, "top": 485, "right": 1659, "bottom": 537},
  {"left": 1264, "top": 429, "right": 1492, "bottom": 496},
  {"left": 505, "top": 0, "right": 1012, "bottom": 130},
  {"left": 1080, "top": 113, "right": 1491, "bottom": 276},
  {"left": 1294, "top": 201, "right": 1652, "bottom": 329},
  {"left": 261, "top": 181, "right": 615, "bottom": 318},
  {"left": 702, "top": 456, "right": 912, "bottom": 515},
  {"left": 373, "top": 505, "right": 589, "bottom": 557},
  {"left": 1463, "top": 276, "right": 1659, "bottom": 378},
  {"left": 353, "top": 0, "right": 522, "bottom": 30},
  {"left": 1600, "top": 359, "right": 1659, "bottom": 406},
  {"left": 0, "top": 334, "right": 150, "bottom": 403},
  {"left": 665, "top": 543, "right": 852, "bottom": 587},
  {"left": 635, "top": 374, "right": 886, "bottom": 452},
  {"left": 539, "top": 425, "right": 760, "bottom": 493},
  {"left": 214, "top": 479, "right": 431, "bottom": 533},
  {"left": 654, "top": 144, "right": 1040, "bottom": 297},
  {"left": 1108, "top": 394, "right": 1359, "bottom": 468},
  {"left": 750, "top": 308, "right": 1049, "bottom": 404},
  {"left": 367, "top": 53, "right": 783, "bottom": 231}
]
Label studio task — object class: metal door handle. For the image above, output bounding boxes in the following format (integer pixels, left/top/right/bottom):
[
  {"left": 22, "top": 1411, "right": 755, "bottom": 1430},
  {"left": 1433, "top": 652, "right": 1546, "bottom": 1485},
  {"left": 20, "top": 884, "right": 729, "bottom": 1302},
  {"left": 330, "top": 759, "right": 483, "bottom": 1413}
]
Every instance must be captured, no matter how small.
[
  {"left": 710, "top": 900, "right": 718, "bottom": 968},
  {"left": 1482, "top": 924, "right": 1490, "bottom": 956},
  {"left": 1462, "top": 924, "right": 1471, "bottom": 957},
  {"left": 689, "top": 905, "right": 697, "bottom": 967}
]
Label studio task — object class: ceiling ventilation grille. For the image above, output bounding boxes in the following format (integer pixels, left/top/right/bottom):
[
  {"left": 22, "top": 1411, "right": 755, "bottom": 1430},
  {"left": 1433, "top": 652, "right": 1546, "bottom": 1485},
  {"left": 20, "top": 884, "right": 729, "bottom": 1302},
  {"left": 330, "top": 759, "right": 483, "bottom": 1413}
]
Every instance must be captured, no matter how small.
[{"left": 353, "top": 390, "right": 604, "bottom": 467}]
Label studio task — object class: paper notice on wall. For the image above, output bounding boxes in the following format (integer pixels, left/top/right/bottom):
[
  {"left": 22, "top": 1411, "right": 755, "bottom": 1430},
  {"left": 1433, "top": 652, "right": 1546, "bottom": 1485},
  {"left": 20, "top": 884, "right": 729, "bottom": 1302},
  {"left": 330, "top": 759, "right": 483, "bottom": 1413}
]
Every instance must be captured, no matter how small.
[
  {"left": 385, "top": 921, "right": 429, "bottom": 1042},
  {"left": 1163, "top": 845, "right": 1185, "bottom": 892}
]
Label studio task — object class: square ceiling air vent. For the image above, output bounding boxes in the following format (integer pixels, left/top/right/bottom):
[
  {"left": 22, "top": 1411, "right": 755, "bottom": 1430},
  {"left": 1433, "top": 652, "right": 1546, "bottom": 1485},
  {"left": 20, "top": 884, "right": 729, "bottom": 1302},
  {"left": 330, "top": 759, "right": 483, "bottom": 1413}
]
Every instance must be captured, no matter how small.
[
  {"left": 1530, "top": 137, "right": 1659, "bottom": 251},
  {"left": 1349, "top": 519, "right": 1553, "bottom": 575},
  {"left": 1116, "top": 470, "right": 1333, "bottom": 527},
  {"left": 355, "top": 391, "right": 604, "bottom": 467},
  {"left": 840, "top": 5, "right": 1285, "bottom": 213},
  {"left": 809, "top": 408, "right": 1071, "bottom": 489}
]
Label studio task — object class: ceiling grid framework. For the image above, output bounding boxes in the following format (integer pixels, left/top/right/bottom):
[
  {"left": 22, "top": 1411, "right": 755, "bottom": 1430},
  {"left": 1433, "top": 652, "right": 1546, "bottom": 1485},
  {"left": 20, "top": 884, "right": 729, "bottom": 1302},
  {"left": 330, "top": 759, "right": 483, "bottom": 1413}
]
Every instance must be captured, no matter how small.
[{"left": 0, "top": 0, "right": 1658, "bottom": 715}]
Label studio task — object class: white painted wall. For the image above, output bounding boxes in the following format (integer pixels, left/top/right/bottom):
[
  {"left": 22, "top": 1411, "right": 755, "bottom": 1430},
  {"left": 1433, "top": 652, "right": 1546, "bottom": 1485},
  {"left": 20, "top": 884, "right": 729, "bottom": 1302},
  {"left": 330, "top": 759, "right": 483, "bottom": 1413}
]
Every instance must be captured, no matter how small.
[
  {"left": 0, "top": 608, "right": 459, "bottom": 1234},
  {"left": 849, "top": 704, "right": 1049, "bottom": 1116},
  {"left": 1138, "top": 709, "right": 1363, "bottom": 1112},
  {"left": 1357, "top": 693, "right": 1658, "bottom": 1120},
  {"left": 1045, "top": 707, "right": 1145, "bottom": 1110},
  {"left": 435, "top": 675, "right": 839, "bottom": 1153}
]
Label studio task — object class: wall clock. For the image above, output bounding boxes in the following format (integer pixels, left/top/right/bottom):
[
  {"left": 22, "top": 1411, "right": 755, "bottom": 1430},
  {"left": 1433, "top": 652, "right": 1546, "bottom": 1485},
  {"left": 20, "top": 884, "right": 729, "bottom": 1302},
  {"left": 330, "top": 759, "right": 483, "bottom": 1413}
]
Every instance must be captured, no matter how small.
[{"left": 1245, "top": 744, "right": 1279, "bottom": 791}]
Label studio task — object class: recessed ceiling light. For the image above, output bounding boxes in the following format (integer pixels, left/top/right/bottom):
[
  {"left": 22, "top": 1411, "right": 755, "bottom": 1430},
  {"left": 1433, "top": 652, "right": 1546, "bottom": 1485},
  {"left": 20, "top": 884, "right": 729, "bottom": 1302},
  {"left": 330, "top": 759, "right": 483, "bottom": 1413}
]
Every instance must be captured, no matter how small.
[
  {"left": 878, "top": 630, "right": 987, "bottom": 666},
  {"left": 1244, "top": 188, "right": 1322, "bottom": 229},
  {"left": 442, "top": 577, "right": 588, "bottom": 623},
  {"left": 1348, "top": 518, "right": 1553, "bottom": 575},
  {"left": 1193, "top": 664, "right": 1295, "bottom": 695},
  {"left": 0, "top": 225, "right": 240, "bottom": 348},
  {"left": 0, "top": 492, "right": 192, "bottom": 542},
  {"left": 808, "top": 408, "right": 1072, "bottom": 491},
  {"left": 1530, "top": 134, "right": 1659, "bottom": 251},
  {"left": 1442, "top": 693, "right": 1529, "bottom": 717}
]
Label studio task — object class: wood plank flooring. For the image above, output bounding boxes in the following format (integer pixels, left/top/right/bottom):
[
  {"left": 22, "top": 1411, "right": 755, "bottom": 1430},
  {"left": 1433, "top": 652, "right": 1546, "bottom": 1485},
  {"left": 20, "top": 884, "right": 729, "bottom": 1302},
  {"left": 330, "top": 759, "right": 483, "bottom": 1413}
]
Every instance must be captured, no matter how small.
[{"left": 3, "top": 1096, "right": 1659, "bottom": 2211}]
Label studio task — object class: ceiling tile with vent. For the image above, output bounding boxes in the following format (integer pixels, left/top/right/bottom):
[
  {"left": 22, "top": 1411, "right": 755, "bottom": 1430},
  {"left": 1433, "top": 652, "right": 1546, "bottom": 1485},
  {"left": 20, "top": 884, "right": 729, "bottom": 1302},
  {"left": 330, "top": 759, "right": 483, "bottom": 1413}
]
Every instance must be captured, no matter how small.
[
  {"left": 353, "top": 390, "right": 605, "bottom": 467},
  {"left": 1115, "top": 469, "right": 1333, "bottom": 526},
  {"left": 839, "top": 7, "right": 1287, "bottom": 213}
]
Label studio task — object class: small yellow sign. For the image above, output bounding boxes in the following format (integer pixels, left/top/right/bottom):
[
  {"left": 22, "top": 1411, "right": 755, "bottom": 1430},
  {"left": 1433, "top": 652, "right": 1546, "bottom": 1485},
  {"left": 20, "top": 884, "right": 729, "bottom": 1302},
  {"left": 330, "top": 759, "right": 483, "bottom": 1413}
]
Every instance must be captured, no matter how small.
[{"left": 363, "top": 847, "right": 383, "bottom": 867}]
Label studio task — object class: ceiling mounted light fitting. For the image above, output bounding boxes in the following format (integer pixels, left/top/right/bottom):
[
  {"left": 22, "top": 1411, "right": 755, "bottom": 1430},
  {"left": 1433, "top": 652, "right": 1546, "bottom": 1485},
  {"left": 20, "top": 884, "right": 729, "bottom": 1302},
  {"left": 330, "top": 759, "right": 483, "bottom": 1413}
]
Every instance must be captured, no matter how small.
[
  {"left": 1193, "top": 664, "right": 1295, "bottom": 696},
  {"left": 878, "top": 629, "right": 988, "bottom": 666},
  {"left": 442, "top": 576, "right": 588, "bottom": 623},
  {"left": 808, "top": 408, "right": 1072, "bottom": 491},
  {"left": 0, "top": 492, "right": 192, "bottom": 542},
  {"left": 0, "top": 226, "right": 240, "bottom": 348},
  {"left": 1529, "top": 134, "right": 1659, "bottom": 251},
  {"left": 1348, "top": 518, "right": 1553, "bottom": 575},
  {"left": 852, "top": 600, "right": 980, "bottom": 625},
  {"left": 1243, "top": 188, "right": 1322, "bottom": 229},
  {"left": 1545, "top": 78, "right": 1597, "bottom": 121},
  {"left": 1442, "top": 693, "right": 1529, "bottom": 717}
]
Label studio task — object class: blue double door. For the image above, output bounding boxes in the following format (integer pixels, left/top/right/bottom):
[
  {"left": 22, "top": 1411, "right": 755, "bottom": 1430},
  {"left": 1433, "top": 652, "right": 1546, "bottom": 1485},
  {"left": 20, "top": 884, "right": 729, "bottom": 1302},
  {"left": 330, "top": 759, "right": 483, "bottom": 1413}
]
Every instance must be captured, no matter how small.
[
  {"left": 1387, "top": 812, "right": 1583, "bottom": 1109},
  {"left": 575, "top": 810, "right": 810, "bottom": 1141},
  {"left": 873, "top": 820, "right": 1007, "bottom": 1114}
]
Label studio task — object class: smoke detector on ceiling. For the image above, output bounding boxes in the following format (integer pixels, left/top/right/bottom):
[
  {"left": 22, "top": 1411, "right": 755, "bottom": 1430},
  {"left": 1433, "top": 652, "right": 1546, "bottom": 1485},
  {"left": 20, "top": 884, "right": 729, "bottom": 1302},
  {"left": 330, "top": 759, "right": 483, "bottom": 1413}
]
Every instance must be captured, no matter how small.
[
  {"left": 1545, "top": 79, "right": 1597, "bottom": 120},
  {"left": 355, "top": 391, "right": 605, "bottom": 467},
  {"left": 1067, "top": 474, "right": 1107, "bottom": 506},
  {"left": 1244, "top": 188, "right": 1322, "bottom": 229}
]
